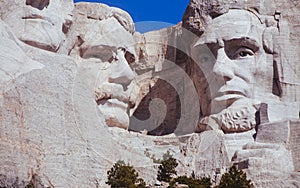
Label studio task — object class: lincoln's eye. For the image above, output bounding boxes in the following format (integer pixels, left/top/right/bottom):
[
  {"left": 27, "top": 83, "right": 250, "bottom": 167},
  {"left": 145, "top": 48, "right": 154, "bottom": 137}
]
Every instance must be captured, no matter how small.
[
  {"left": 239, "top": 51, "right": 249, "bottom": 57},
  {"left": 232, "top": 47, "right": 254, "bottom": 59},
  {"left": 26, "top": 0, "right": 49, "bottom": 10}
]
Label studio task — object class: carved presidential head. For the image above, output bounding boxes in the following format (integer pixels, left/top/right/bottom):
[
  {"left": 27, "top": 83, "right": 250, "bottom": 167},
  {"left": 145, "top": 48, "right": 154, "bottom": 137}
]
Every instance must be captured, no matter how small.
[
  {"left": 0, "top": 0, "right": 73, "bottom": 52},
  {"left": 72, "top": 3, "right": 136, "bottom": 129},
  {"left": 182, "top": 0, "right": 286, "bottom": 132},
  {"left": 194, "top": 9, "right": 276, "bottom": 110}
]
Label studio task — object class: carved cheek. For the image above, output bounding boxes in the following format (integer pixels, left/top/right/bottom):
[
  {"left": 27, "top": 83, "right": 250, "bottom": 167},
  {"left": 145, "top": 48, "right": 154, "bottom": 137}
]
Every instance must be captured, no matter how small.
[
  {"left": 213, "top": 48, "right": 236, "bottom": 79},
  {"left": 233, "top": 57, "right": 256, "bottom": 84}
]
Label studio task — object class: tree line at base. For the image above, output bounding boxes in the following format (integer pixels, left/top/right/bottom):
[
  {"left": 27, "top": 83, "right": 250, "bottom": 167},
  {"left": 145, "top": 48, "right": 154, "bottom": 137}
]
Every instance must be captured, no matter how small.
[{"left": 106, "top": 152, "right": 254, "bottom": 188}]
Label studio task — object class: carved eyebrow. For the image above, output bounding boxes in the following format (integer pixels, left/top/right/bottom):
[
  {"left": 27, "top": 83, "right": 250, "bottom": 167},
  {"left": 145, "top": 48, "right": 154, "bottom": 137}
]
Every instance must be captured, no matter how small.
[
  {"left": 224, "top": 37, "right": 260, "bottom": 52},
  {"left": 80, "top": 44, "right": 118, "bottom": 61}
]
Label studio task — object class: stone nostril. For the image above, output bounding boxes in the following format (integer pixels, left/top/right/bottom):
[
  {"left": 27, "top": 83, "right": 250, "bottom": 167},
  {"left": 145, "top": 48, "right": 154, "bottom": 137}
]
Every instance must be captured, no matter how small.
[
  {"left": 223, "top": 76, "right": 231, "bottom": 82},
  {"left": 125, "top": 51, "right": 135, "bottom": 64},
  {"left": 62, "top": 19, "right": 73, "bottom": 34},
  {"left": 26, "top": 0, "right": 50, "bottom": 10}
]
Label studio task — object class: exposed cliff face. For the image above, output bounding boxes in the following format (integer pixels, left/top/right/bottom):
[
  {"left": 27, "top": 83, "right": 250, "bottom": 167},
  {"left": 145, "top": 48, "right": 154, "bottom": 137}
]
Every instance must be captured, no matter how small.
[
  {"left": 0, "top": 0, "right": 300, "bottom": 187},
  {"left": 128, "top": 0, "right": 300, "bottom": 186},
  {"left": 129, "top": 24, "right": 184, "bottom": 136}
]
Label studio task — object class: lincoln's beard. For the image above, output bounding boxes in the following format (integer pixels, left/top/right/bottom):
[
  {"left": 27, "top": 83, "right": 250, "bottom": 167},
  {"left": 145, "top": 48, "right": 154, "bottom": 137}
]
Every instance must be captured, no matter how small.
[
  {"left": 215, "top": 105, "right": 257, "bottom": 133},
  {"left": 208, "top": 104, "right": 258, "bottom": 133}
]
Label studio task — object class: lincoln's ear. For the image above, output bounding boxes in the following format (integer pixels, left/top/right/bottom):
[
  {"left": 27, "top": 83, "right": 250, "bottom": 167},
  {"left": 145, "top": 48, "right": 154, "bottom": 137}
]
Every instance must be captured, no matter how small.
[
  {"left": 262, "top": 26, "right": 279, "bottom": 54},
  {"left": 263, "top": 26, "right": 282, "bottom": 97}
]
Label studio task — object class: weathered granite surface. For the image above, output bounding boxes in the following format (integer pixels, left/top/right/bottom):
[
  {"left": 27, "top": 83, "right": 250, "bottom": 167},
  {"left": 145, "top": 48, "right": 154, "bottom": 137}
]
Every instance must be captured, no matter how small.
[{"left": 0, "top": 0, "right": 300, "bottom": 187}]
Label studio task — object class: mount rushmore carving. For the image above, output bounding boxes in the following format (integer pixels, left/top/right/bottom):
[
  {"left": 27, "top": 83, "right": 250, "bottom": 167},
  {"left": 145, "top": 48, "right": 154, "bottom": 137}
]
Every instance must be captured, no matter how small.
[{"left": 0, "top": 0, "right": 300, "bottom": 187}]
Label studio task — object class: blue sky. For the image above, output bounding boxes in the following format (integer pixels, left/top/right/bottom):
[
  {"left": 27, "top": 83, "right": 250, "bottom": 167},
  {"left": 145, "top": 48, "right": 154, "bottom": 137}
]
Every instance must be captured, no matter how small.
[{"left": 73, "top": 0, "right": 190, "bottom": 33}]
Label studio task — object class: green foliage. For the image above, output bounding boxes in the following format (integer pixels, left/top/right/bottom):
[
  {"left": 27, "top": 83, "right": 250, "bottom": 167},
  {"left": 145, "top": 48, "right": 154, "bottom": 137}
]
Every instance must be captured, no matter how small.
[
  {"left": 144, "top": 149, "right": 162, "bottom": 164},
  {"left": 106, "top": 160, "right": 146, "bottom": 188},
  {"left": 25, "top": 174, "right": 41, "bottom": 188},
  {"left": 157, "top": 153, "right": 178, "bottom": 182},
  {"left": 216, "top": 166, "right": 254, "bottom": 188},
  {"left": 136, "top": 178, "right": 147, "bottom": 188},
  {"left": 162, "top": 150, "right": 173, "bottom": 161},
  {"left": 105, "top": 157, "right": 253, "bottom": 188},
  {"left": 169, "top": 175, "right": 212, "bottom": 188},
  {"left": 25, "top": 181, "right": 34, "bottom": 188},
  {"left": 144, "top": 149, "right": 174, "bottom": 164}
]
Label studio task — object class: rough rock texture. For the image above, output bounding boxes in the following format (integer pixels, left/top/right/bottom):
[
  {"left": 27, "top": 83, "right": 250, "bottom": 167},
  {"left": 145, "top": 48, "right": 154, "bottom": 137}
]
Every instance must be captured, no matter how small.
[
  {"left": 0, "top": 0, "right": 73, "bottom": 52},
  {"left": 129, "top": 30, "right": 181, "bottom": 134},
  {"left": 0, "top": 1, "right": 199, "bottom": 187},
  {"left": 0, "top": 0, "right": 300, "bottom": 188},
  {"left": 0, "top": 21, "right": 44, "bottom": 88},
  {"left": 131, "top": 0, "right": 300, "bottom": 187},
  {"left": 69, "top": 2, "right": 138, "bottom": 130}
]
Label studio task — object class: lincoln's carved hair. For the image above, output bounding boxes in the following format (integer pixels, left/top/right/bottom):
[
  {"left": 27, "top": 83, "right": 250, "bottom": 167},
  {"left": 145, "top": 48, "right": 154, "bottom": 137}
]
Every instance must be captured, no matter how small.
[{"left": 181, "top": 0, "right": 285, "bottom": 98}]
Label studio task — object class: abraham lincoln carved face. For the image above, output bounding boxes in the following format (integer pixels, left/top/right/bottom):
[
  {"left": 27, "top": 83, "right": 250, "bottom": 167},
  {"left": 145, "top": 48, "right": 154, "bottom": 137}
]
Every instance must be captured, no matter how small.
[{"left": 192, "top": 9, "right": 278, "bottom": 132}]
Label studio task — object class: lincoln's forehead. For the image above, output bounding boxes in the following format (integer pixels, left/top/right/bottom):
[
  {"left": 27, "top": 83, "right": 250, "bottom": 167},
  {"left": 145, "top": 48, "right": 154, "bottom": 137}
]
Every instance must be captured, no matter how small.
[
  {"left": 195, "top": 9, "right": 264, "bottom": 46},
  {"left": 212, "top": 9, "right": 262, "bottom": 26}
]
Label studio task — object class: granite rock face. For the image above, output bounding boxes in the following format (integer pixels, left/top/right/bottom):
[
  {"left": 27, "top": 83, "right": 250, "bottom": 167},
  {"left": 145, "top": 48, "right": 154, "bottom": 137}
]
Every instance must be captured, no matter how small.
[
  {"left": 0, "top": 0, "right": 73, "bottom": 52},
  {"left": 132, "top": 0, "right": 300, "bottom": 186},
  {"left": 0, "top": 0, "right": 300, "bottom": 187}
]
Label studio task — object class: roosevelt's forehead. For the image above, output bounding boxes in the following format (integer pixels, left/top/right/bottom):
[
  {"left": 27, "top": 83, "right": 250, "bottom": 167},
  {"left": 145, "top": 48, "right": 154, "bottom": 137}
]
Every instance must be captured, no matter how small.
[
  {"left": 77, "top": 17, "right": 136, "bottom": 55},
  {"left": 195, "top": 9, "right": 264, "bottom": 46}
]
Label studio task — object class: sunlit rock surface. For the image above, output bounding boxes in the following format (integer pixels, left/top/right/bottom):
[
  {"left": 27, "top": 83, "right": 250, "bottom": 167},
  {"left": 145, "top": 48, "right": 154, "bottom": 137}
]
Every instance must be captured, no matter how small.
[{"left": 0, "top": 0, "right": 300, "bottom": 187}]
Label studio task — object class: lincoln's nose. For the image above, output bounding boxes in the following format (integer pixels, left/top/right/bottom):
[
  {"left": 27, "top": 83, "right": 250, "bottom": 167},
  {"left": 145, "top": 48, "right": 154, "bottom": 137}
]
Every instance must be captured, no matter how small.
[{"left": 213, "top": 48, "right": 235, "bottom": 80}]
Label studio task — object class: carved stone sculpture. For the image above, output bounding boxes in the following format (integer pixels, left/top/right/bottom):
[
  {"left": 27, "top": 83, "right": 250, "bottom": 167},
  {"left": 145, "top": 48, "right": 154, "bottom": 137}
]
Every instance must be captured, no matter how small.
[
  {"left": 70, "top": 2, "right": 137, "bottom": 129},
  {"left": 182, "top": 0, "right": 300, "bottom": 133},
  {"left": 181, "top": 0, "right": 300, "bottom": 185},
  {"left": 0, "top": 0, "right": 73, "bottom": 52},
  {"left": 0, "top": 0, "right": 299, "bottom": 187}
]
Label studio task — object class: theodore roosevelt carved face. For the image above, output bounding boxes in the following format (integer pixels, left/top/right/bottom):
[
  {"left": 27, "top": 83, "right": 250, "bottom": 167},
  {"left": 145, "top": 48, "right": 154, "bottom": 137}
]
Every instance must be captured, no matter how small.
[{"left": 73, "top": 6, "right": 136, "bottom": 129}]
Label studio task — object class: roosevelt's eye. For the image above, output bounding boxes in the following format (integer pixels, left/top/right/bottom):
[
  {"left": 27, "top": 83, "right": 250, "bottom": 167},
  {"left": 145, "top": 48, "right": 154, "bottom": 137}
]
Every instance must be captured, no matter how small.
[
  {"left": 26, "top": 0, "right": 49, "bottom": 10},
  {"left": 233, "top": 47, "right": 254, "bottom": 59}
]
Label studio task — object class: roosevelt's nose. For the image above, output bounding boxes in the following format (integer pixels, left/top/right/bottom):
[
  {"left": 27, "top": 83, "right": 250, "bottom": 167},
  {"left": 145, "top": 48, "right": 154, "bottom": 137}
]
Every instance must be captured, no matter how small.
[
  {"left": 213, "top": 48, "right": 235, "bottom": 80},
  {"left": 108, "top": 49, "right": 135, "bottom": 88}
]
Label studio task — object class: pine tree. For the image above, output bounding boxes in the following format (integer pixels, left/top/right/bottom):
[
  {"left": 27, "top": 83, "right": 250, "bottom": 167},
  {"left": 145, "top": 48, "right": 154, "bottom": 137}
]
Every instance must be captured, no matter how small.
[
  {"left": 157, "top": 156, "right": 178, "bottom": 182},
  {"left": 106, "top": 160, "right": 146, "bottom": 188},
  {"left": 216, "top": 166, "right": 254, "bottom": 188},
  {"left": 169, "top": 175, "right": 212, "bottom": 188}
]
